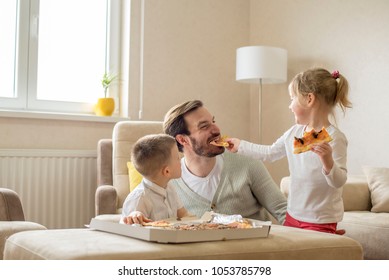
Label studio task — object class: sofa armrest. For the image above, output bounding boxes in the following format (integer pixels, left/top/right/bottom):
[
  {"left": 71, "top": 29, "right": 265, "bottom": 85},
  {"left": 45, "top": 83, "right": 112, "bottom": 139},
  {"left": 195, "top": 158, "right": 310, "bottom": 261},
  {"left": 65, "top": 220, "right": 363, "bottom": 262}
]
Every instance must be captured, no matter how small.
[
  {"left": 95, "top": 185, "right": 118, "bottom": 216},
  {"left": 97, "top": 139, "right": 113, "bottom": 187},
  {"left": 280, "top": 175, "right": 371, "bottom": 211},
  {"left": 0, "top": 188, "right": 25, "bottom": 221}
]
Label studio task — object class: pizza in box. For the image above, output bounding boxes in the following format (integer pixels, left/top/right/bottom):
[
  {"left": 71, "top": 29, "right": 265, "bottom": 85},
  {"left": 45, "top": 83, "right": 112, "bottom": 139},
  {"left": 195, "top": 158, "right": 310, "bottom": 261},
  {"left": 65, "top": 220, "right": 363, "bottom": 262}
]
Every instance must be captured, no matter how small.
[{"left": 142, "top": 219, "right": 252, "bottom": 230}]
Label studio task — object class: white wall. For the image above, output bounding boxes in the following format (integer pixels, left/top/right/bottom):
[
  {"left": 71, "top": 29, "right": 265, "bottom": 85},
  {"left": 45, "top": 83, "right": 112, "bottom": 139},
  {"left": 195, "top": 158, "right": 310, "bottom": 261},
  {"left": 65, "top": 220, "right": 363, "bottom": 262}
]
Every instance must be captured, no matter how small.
[
  {"left": 128, "top": 0, "right": 251, "bottom": 140},
  {"left": 250, "top": 0, "right": 389, "bottom": 183}
]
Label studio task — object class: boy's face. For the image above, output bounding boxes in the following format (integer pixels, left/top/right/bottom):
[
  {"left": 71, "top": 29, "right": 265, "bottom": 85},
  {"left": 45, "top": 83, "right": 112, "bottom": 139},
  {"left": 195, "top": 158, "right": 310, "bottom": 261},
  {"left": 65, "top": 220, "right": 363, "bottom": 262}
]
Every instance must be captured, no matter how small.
[{"left": 168, "top": 145, "right": 182, "bottom": 179}]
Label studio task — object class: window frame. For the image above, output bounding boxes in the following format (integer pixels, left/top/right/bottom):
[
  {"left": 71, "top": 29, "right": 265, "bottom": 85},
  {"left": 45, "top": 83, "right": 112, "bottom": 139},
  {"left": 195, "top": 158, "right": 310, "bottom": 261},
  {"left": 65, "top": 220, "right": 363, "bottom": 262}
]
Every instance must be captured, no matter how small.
[{"left": 0, "top": 0, "right": 124, "bottom": 115}]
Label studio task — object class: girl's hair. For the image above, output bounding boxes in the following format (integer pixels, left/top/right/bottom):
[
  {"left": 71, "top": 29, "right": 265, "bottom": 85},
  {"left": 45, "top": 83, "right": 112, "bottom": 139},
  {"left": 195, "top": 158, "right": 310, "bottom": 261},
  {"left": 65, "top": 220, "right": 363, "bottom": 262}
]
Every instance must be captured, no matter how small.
[
  {"left": 289, "top": 68, "right": 352, "bottom": 113},
  {"left": 131, "top": 134, "right": 176, "bottom": 177}
]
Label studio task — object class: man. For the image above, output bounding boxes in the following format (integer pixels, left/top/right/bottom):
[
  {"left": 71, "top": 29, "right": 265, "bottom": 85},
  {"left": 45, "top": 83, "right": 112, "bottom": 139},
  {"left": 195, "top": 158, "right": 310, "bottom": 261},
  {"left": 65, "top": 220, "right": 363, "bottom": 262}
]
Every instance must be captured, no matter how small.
[{"left": 163, "top": 100, "right": 287, "bottom": 224}]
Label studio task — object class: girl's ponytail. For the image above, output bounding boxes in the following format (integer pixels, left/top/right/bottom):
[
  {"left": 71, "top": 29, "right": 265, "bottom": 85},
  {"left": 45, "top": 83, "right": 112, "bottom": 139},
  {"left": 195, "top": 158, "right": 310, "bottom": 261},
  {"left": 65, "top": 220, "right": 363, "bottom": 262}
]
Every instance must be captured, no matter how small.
[{"left": 333, "top": 71, "right": 352, "bottom": 113}]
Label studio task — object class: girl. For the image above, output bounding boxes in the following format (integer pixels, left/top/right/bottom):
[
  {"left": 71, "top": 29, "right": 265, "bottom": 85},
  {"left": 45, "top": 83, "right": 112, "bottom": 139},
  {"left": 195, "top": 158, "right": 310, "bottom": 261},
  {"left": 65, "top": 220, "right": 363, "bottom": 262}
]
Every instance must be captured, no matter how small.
[{"left": 228, "top": 68, "right": 351, "bottom": 234}]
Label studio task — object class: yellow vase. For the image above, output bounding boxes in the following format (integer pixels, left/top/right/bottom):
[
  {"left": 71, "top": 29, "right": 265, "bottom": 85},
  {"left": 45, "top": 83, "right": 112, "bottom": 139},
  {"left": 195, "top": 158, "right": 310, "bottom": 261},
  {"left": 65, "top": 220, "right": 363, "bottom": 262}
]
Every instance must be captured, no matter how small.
[{"left": 95, "top": 98, "right": 115, "bottom": 116}]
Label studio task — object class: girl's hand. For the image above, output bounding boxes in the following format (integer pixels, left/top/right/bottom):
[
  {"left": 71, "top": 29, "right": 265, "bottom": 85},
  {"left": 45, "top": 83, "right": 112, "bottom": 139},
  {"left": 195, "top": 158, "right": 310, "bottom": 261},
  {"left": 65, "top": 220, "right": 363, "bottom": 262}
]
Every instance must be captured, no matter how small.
[
  {"left": 311, "top": 142, "right": 334, "bottom": 174},
  {"left": 123, "top": 211, "right": 152, "bottom": 224},
  {"left": 226, "top": 138, "right": 241, "bottom": 153}
]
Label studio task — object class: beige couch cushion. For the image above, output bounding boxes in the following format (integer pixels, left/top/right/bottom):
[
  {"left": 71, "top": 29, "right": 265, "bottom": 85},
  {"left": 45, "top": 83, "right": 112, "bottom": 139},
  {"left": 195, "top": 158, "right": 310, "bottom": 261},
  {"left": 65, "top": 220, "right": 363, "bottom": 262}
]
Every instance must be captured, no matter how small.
[
  {"left": 0, "top": 221, "right": 46, "bottom": 259},
  {"left": 363, "top": 166, "right": 389, "bottom": 212},
  {"left": 339, "top": 211, "right": 389, "bottom": 259},
  {"left": 4, "top": 225, "right": 362, "bottom": 260},
  {"left": 342, "top": 175, "right": 371, "bottom": 211}
]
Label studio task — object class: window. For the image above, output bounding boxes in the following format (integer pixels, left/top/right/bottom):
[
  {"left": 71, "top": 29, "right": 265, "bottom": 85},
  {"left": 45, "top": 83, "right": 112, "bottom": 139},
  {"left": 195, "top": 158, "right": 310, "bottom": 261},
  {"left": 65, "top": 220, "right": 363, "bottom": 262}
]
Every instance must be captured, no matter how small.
[{"left": 0, "top": 0, "right": 123, "bottom": 114}]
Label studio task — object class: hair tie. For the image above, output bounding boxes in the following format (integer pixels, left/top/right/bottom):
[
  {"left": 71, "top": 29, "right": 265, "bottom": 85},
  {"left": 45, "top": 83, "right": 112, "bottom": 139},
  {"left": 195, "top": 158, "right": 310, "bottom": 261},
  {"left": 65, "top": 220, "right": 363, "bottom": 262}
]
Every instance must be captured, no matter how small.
[{"left": 332, "top": 70, "right": 340, "bottom": 79}]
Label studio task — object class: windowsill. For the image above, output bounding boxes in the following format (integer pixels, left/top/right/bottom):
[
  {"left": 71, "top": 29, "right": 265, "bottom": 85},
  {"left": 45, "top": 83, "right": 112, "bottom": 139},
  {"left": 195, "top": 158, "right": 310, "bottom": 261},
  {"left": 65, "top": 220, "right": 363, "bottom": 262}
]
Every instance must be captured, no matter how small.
[{"left": 0, "top": 109, "right": 130, "bottom": 123}]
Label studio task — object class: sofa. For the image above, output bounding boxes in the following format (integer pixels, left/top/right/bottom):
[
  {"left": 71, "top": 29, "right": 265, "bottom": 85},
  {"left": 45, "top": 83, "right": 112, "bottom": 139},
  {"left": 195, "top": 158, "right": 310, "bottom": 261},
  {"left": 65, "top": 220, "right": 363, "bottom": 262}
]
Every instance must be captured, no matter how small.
[
  {"left": 3, "top": 222, "right": 363, "bottom": 260},
  {"left": 2, "top": 121, "right": 364, "bottom": 260},
  {"left": 0, "top": 188, "right": 47, "bottom": 259},
  {"left": 281, "top": 170, "right": 389, "bottom": 260}
]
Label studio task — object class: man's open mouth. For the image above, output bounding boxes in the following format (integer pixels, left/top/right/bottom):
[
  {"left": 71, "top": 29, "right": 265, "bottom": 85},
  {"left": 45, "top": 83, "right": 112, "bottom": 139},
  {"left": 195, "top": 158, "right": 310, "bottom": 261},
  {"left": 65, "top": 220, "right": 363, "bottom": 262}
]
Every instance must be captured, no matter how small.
[{"left": 209, "top": 136, "right": 229, "bottom": 147}]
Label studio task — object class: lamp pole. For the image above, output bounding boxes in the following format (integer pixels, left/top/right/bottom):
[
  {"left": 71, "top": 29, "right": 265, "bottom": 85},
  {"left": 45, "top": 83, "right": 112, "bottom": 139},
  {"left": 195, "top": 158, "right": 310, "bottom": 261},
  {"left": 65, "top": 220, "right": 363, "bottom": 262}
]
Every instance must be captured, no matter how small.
[{"left": 236, "top": 46, "right": 287, "bottom": 144}]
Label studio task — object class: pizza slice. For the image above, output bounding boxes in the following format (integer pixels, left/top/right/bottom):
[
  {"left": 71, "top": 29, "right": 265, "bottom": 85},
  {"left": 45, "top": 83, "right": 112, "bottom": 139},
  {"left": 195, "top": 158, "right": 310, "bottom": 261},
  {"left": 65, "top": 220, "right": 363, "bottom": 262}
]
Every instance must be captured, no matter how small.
[
  {"left": 142, "top": 220, "right": 172, "bottom": 228},
  {"left": 293, "top": 127, "right": 332, "bottom": 154},
  {"left": 210, "top": 135, "right": 229, "bottom": 147},
  {"left": 226, "top": 219, "right": 252, "bottom": 229}
]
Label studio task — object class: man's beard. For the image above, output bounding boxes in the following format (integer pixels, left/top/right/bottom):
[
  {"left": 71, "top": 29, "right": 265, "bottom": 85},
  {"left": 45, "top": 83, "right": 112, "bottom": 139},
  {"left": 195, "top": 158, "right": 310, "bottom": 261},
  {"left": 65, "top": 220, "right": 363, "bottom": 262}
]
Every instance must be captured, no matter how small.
[{"left": 189, "top": 136, "right": 224, "bottom": 157}]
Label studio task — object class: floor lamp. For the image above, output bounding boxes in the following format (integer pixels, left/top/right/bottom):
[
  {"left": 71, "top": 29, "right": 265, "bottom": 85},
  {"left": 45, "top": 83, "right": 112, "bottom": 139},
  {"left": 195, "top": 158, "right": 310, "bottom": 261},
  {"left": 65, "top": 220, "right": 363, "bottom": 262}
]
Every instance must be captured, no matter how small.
[{"left": 236, "top": 46, "right": 287, "bottom": 143}]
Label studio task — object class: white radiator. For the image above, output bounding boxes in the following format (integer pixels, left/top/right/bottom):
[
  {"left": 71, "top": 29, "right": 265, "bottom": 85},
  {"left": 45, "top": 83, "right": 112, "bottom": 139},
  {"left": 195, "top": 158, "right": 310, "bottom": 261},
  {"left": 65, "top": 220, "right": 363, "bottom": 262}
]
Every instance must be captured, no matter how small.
[{"left": 0, "top": 149, "right": 97, "bottom": 229}]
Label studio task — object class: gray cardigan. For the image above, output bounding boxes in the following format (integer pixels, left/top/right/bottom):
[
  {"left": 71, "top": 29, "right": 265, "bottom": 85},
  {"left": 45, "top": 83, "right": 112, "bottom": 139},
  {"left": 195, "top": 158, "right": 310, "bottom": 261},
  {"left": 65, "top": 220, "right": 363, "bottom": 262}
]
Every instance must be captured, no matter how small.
[{"left": 172, "top": 152, "right": 287, "bottom": 224}]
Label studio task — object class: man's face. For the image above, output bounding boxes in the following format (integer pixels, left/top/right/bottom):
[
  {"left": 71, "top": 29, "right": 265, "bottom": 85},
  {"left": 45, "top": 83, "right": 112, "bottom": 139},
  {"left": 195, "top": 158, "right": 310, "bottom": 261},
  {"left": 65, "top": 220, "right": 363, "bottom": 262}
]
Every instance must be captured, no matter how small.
[{"left": 183, "top": 106, "right": 224, "bottom": 157}]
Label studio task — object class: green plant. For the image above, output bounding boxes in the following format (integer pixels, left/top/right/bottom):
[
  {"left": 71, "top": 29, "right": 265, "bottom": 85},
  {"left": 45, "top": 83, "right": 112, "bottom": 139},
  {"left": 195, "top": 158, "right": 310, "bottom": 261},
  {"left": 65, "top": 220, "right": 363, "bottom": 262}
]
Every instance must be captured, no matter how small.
[{"left": 101, "top": 72, "right": 117, "bottom": 98}]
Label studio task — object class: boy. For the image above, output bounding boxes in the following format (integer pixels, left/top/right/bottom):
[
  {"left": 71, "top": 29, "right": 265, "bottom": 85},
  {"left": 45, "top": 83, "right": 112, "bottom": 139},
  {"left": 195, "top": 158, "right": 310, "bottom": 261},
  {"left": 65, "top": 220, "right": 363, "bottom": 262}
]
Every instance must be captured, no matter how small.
[{"left": 121, "top": 134, "right": 190, "bottom": 224}]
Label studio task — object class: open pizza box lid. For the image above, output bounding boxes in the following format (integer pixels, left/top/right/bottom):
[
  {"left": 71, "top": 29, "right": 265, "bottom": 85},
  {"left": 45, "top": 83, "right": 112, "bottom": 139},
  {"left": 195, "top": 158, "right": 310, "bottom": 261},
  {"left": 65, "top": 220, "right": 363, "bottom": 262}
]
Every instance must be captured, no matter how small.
[{"left": 89, "top": 212, "right": 271, "bottom": 244}]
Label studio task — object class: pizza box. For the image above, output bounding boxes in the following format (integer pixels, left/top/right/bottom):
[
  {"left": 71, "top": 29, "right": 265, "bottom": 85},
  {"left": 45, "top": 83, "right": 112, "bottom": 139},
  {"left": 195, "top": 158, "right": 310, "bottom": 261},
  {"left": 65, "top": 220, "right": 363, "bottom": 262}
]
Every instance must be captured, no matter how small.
[{"left": 89, "top": 214, "right": 271, "bottom": 244}]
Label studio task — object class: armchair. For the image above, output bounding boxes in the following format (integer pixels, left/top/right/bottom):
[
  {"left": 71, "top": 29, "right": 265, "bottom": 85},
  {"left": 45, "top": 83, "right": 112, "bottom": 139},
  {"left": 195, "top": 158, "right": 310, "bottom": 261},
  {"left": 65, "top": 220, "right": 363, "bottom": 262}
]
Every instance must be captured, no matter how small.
[
  {"left": 0, "top": 187, "right": 46, "bottom": 259},
  {"left": 0, "top": 188, "right": 25, "bottom": 221},
  {"left": 95, "top": 121, "right": 163, "bottom": 221}
]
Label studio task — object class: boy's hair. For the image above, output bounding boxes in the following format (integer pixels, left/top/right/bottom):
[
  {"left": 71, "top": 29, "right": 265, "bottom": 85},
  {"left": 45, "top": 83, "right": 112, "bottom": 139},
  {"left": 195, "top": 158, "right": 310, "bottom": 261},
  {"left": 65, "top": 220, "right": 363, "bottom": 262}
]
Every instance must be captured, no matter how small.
[
  {"left": 163, "top": 100, "right": 203, "bottom": 152},
  {"left": 289, "top": 67, "right": 352, "bottom": 113},
  {"left": 131, "top": 134, "right": 177, "bottom": 177}
]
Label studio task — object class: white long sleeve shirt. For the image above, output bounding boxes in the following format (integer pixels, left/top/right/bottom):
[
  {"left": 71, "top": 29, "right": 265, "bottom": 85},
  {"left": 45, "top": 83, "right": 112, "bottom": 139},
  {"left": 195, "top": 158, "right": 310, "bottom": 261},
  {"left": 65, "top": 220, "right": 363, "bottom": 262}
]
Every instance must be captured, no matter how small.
[
  {"left": 121, "top": 178, "right": 184, "bottom": 222},
  {"left": 238, "top": 124, "right": 348, "bottom": 224}
]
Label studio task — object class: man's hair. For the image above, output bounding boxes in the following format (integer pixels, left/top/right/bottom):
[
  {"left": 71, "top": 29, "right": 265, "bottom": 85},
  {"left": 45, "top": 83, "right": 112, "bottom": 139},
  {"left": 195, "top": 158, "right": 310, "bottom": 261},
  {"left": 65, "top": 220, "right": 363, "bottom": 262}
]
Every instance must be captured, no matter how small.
[
  {"left": 131, "top": 134, "right": 176, "bottom": 177},
  {"left": 163, "top": 100, "right": 203, "bottom": 152}
]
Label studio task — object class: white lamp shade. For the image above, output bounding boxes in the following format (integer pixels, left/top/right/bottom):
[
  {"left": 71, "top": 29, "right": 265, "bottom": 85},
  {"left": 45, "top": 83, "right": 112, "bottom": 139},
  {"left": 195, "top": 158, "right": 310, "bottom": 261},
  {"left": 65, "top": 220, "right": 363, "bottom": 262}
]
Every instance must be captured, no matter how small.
[{"left": 236, "top": 46, "right": 287, "bottom": 84}]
